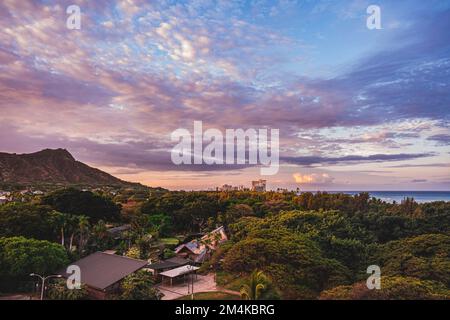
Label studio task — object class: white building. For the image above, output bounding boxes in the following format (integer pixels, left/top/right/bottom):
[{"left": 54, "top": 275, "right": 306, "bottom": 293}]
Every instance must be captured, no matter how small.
[{"left": 251, "top": 179, "right": 267, "bottom": 192}]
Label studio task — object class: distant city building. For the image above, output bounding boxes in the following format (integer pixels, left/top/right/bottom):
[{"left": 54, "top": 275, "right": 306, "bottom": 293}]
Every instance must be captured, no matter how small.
[
  {"left": 220, "top": 184, "right": 235, "bottom": 191},
  {"left": 219, "top": 184, "right": 247, "bottom": 192},
  {"left": 251, "top": 179, "right": 267, "bottom": 192}
]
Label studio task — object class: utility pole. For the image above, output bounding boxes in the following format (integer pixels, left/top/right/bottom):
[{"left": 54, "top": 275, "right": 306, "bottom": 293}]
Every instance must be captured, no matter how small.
[
  {"left": 187, "top": 265, "right": 195, "bottom": 300},
  {"left": 30, "top": 273, "right": 62, "bottom": 300}
]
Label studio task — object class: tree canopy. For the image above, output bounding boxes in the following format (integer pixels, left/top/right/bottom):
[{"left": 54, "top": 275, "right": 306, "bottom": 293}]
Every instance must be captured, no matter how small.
[
  {"left": 42, "top": 188, "right": 121, "bottom": 221},
  {"left": 0, "top": 236, "right": 68, "bottom": 291},
  {"left": 0, "top": 203, "right": 56, "bottom": 240}
]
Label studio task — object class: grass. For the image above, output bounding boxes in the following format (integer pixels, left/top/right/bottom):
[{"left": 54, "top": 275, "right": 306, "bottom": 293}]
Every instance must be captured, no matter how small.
[{"left": 177, "top": 291, "right": 239, "bottom": 300}]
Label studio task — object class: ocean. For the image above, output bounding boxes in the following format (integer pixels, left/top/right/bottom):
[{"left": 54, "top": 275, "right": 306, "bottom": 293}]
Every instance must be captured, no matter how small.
[{"left": 334, "top": 191, "right": 450, "bottom": 203}]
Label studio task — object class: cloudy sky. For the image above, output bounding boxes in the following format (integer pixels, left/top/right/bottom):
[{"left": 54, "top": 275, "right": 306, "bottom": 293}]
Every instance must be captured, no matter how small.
[{"left": 0, "top": 0, "right": 449, "bottom": 190}]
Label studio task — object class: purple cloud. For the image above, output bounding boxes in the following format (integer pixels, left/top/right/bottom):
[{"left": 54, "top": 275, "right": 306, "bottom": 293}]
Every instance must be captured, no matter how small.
[
  {"left": 427, "top": 134, "right": 450, "bottom": 146},
  {"left": 281, "top": 153, "right": 434, "bottom": 166}
]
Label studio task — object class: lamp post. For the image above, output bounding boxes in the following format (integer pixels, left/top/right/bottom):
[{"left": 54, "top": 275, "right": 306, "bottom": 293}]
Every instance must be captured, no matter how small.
[
  {"left": 30, "top": 273, "right": 62, "bottom": 300},
  {"left": 186, "top": 265, "right": 195, "bottom": 300}
]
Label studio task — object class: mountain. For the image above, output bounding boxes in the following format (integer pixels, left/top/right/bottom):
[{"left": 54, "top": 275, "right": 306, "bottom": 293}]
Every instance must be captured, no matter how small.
[{"left": 0, "top": 149, "right": 139, "bottom": 187}]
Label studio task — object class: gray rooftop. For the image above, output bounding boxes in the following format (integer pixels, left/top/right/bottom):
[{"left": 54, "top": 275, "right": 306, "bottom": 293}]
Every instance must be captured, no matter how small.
[
  {"left": 59, "top": 252, "right": 148, "bottom": 290},
  {"left": 147, "top": 257, "right": 190, "bottom": 270}
]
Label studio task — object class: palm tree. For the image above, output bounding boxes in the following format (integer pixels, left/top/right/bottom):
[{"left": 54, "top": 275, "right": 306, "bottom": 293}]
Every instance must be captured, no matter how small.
[
  {"left": 92, "top": 220, "right": 108, "bottom": 240},
  {"left": 91, "top": 220, "right": 109, "bottom": 251},
  {"left": 77, "top": 216, "right": 90, "bottom": 254},
  {"left": 240, "top": 270, "right": 268, "bottom": 300},
  {"left": 68, "top": 215, "right": 78, "bottom": 252},
  {"left": 49, "top": 211, "right": 70, "bottom": 246}
]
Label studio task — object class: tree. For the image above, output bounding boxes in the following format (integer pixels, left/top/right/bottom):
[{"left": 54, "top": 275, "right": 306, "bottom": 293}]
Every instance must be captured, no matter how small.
[
  {"left": 162, "top": 248, "right": 176, "bottom": 259},
  {"left": 49, "top": 211, "right": 71, "bottom": 246},
  {"left": 147, "top": 214, "right": 173, "bottom": 236},
  {"left": 89, "top": 220, "right": 114, "bottom": 252},
  {"left": 67, "top": 214, "right": 80, "bottom": 252},
  {"left": 0, "top": 237, "right": 69, "bottom": 291},
  {"left": 320, "top": 276, "right": 449, "bottom": 300},
  {"left": 375, "top": 234, "right": 450, "bottom": 285},
  {"left": 223, "top": 204, "right": 255, "bottom": 226},
  {"left": 120, "top": 270, "right": 162, "bottom": 300},
  {"left": 134, "top": 234, "right": 154, "bottom": 259},
  {"left": 42, "top": 188, "right": 121, "bottom": 222},
  {"left": 47, "top": 279, "right": 88, "bottom": 300},
  {"left": 53, "top": 214, "right": 90, "bottom": 253},
  {"left": 0, "top": 203, "right": 56, "bottom": 240},
  {"left": 327, "top": 237, "right": 369, "bottom": 276},
  {"left": 77, "top": 215, "right": 90, "bottom": 254},
  {"left": 222, "top": 231, "right": 351, "bottom": 298},
  {"left": 125, "top": 247, "right": 141, "bottom": 259},
  {"left": 240, "top": 270, "right": 279, "bottom": 300}
]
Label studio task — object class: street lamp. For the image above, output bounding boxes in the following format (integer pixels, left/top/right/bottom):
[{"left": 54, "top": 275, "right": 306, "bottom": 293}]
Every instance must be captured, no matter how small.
[
  {"left": 186, "top": 265, "right": 195, "bottom": 300},
  {"left": 30, "top": 273, "right": 62, "bottom": 300}
]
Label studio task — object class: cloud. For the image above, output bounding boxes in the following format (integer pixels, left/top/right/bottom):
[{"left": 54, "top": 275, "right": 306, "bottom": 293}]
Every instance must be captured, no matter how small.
[
  {"left": 427, "top": 134, "right": 450, "bottom": 146},
  {"left": 293, "top": 173, "right": 334, "bottom": 185},
  {"left": 386, "top": 163, "right": 450, "bottom": 168},
  {"left": 282, "top": 153, "right": 434, "bottom": 166},
  {"left": 0, "top": 122, "right": 253, "bottom": 173},
  {"left": 0, "top": 1, "right": 449, "bottom": 189}
]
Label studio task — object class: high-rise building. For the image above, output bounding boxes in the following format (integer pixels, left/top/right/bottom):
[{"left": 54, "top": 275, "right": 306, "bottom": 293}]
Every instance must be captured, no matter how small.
[{"left": 251, "top": 179, "right": 266, "bottom": 192}]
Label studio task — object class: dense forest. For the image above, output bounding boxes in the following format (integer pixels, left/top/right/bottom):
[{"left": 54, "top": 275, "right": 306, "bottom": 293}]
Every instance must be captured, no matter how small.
[{"left": 0, "top": 188, "right": 449, "bottom": 299}]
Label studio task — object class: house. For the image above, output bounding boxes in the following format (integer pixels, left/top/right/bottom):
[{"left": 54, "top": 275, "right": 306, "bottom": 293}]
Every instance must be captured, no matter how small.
[
  {"left": 174, "top": 226, "right": 228, "bottom": 264},
  {"left": 106, "top": 224, "right": 131, "bottom": 240},
  {"left": 0, "top": 196, "right": 8, "bottom": 204},
  {"left": 59, "top": 252, "right": 148, "bottom": 299},
  {"left": 200, "top": 226, "right": 228, "bottom": 248},
  {"left": 174, "top": 241, "right": 207, "bottom": 263}
]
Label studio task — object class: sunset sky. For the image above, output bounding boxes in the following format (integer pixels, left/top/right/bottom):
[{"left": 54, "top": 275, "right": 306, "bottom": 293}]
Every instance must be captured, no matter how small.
[{"left": 0, "top": 0, "right": 449, "bottom": 190}]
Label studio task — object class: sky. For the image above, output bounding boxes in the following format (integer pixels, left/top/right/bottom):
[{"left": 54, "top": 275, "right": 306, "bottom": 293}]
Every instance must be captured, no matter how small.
[{"left": 0, "top": 0, "right": 449, "bottom": 191}]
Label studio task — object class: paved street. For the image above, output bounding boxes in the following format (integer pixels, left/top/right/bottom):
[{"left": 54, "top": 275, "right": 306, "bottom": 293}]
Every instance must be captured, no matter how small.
[
  {"left": 0, "top": 294, "right": 36, "bottom": 300},
  {"left": 157, "top": 273, "right": 217, "bottom": 300}
]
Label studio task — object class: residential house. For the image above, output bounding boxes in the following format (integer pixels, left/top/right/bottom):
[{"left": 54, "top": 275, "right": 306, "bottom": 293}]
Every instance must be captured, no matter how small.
[
  {"left": 106, "top": 224, "right": 131, "bottom": 240},
  {"left": 58, "top": 252, "right": 148, "bottom": 299},
  {"left": 174, "top": 226, "right": 228, "bottom": 264},
  {"left": 0, "top": 196, "right": 8, "bottom": 204}
]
